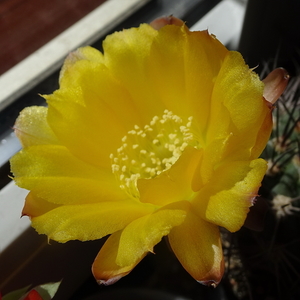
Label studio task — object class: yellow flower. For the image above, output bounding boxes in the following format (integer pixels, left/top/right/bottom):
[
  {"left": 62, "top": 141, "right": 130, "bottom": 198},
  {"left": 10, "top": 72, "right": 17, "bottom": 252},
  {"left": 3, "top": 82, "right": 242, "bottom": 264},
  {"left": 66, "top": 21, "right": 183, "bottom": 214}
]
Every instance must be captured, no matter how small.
[{"left": 10, "top": 23, "right": 272, "bottom": 286}]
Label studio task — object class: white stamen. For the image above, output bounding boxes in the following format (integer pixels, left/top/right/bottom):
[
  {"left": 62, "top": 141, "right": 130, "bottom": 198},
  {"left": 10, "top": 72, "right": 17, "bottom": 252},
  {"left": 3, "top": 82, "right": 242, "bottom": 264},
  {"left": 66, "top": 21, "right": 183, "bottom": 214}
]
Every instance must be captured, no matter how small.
[{"left": 110, "top": 110, "right": 198, "bottom": 199}]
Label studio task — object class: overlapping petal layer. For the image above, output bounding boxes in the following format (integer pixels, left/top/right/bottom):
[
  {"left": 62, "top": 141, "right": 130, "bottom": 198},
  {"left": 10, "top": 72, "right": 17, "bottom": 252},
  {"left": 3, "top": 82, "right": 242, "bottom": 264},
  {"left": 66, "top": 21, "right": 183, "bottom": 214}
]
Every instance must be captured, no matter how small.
[
  {"left": 10, "top": 22, "right": 273, "bottom": 286},
  {"left": 209, "top": 52, "right": 271, "bottom": 159},
  {"left": 192, "top": 159, "right": 267, "bottom": 232},
  {"left": 104, "top": 26, "right": 228, "bottom": 145},
  {"left": 116, "top": 201, "right": 189, "bottom": 267},
  {"left": 92, "top": 231, "right": 147, "bottom": 285},
  {"left": 46, "top": 64, "right": 139, "bottom": 170},
  {"left": 30, "top": 198, "right": 155, "bottom": 242},
  {"left": 11, "top": 145, "right": 123, "bottom": 205},
  {"left": 92, "top": 201, "right": 189, "bottom": 284}
]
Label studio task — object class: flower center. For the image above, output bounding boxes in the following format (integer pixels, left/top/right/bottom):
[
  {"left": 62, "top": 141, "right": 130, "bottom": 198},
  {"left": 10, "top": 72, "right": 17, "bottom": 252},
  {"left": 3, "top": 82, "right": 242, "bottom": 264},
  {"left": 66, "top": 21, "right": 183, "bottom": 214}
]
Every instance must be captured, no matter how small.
[{"left": 110, "top": 110, "right": 197, "bottom": 198}]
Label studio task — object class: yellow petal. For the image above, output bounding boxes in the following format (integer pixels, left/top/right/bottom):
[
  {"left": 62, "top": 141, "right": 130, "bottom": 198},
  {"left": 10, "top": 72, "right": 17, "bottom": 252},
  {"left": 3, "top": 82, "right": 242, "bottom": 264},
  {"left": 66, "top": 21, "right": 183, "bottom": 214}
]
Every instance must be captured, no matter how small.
[
  {"left": 104, "top": 25, "right": 228, "bottom": 140},
  {"left": 46, "top": 65, "right": 140, "bottom": 169},
  {"left": 14, "top": 106, "right": 59, "bottom": 148},
  {"left": 138, "top": 147, "right": 202, "bottom": 206},
  {"left": 10, "top": 145, "right": 124, "bottom": 205},
  {"left": 92, "top": 231, "right": 146, "bottom": 285},
  {"left": 47, "top": 44, "right": 147, "bottom": 170},
  {"left": 116, "top": 201, "right": 189, "bottom": 267},
  {"left": 168, "top": 210, "right": 224, "bottom": 286},
  {"left": 103, "top": 24, "right": 165, "bottom": 123},
  {"left": 199, "top": 134, "right": 231, "bottom": 185},
  {"left": 31, "top": 201, "right": 155, "bottom": 242},
  {"left": 193, "top": 159, "right": 267, "bottom": 232},
  {"left": 208, "top": 51, "right": 272, "bottom": 159},
  {"left": 146, "top": 27, "right": 227, "bottom": 140},
  {"left": 59, "top": 46, "right": 104, "bottom": 83}
]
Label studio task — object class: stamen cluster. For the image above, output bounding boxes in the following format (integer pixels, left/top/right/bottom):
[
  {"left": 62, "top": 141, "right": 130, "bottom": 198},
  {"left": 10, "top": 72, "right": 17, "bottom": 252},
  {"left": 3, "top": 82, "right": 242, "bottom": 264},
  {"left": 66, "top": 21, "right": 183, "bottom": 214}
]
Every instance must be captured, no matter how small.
[{"left": 110, "top": 110, "right": 196, "bottom": 198}]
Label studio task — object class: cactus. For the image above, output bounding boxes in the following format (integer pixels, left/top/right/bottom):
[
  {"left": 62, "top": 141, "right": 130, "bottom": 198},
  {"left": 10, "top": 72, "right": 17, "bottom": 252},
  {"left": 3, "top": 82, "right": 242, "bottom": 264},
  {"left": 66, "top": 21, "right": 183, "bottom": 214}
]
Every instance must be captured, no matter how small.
[
  {"left": 223, "top": 70, "right": 300, "bottom": 300},
  {"left": 263, "top": 74, "right": 300, "bottom": 217}
]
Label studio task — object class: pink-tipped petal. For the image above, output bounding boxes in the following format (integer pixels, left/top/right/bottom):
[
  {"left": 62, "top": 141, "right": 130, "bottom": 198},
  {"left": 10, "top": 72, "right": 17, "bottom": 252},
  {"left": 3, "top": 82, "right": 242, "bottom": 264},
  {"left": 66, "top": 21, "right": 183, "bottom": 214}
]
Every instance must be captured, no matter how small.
[
  {"left": 168, "top": 210, "right": 224, "bottom": 286},
  {"left": 149, "top": 16, "right": 185, "bottom": 30},
  {"left": 92, "top": 231, "right": 146, "bottom": 285},
  {"left": 263, "top": 68, "right": 289, "bottom": 104}
]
